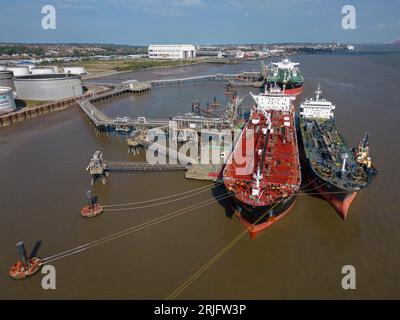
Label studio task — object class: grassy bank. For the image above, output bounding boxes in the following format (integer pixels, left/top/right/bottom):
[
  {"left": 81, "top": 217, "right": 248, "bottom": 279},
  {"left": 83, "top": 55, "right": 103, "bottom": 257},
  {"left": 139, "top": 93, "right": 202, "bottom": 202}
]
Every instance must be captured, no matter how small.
[
  {"left": 114, "top": 59, "right": 199, "bottom": 71},
  {"left": 42, "top": 58, "right": 203, "bottom": 76}
]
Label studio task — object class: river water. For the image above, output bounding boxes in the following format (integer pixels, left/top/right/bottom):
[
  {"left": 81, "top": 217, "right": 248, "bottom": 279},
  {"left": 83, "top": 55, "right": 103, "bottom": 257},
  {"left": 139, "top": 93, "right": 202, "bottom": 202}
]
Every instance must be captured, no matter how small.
[{"left": 1, "top": 45, "right": 399, "bottom": 299}]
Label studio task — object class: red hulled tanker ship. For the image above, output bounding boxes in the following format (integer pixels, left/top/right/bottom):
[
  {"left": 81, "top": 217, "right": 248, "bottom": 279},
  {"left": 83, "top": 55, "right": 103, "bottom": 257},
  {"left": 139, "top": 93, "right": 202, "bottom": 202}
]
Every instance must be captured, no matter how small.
[
  {"left": 223, "top": 86, "right": 301, "bottom": 238},
  {"left": 265, "top": 58, "right": 304, "bottom": 96}
]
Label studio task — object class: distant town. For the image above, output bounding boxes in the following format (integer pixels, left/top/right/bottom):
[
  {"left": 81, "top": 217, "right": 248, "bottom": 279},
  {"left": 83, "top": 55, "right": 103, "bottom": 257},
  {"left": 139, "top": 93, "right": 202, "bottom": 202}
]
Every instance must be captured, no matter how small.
[{"left": 0, "top": 42, "right": 354, "bottom": 63}]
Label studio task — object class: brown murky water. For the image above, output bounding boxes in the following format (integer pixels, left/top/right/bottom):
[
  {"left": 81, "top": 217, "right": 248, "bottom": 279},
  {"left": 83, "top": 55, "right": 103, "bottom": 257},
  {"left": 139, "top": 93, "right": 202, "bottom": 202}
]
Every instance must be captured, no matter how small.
[{"left": 1, "top": 45, "right": 399, "bottom": 299}]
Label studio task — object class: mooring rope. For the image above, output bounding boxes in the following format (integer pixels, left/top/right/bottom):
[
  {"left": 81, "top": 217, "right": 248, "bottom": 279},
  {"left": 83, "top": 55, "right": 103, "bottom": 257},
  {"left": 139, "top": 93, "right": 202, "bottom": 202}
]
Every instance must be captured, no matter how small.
[
  {"left": 299, "top": 182, "right": 326, "bottom": 193},
  {"left": 166, "top": 198, "right": 284, "bottom": 300},
  {"left": 166, "top": 187, "right": 357, "bottom": 299},
  {"left": 296, "top": 190, "right": 351, "bottom": 196},
  {"left": 299, "top": 176, "right": 319, "bottom": 190},
  {"left": 103, "top": 182, "right": 224, "bottom": 212},
  {"left": 41, "top": 193, "right": 232, "bottom": 265},
  {"left": 102, "top": 182, "right": 224, "bottom": 208}
]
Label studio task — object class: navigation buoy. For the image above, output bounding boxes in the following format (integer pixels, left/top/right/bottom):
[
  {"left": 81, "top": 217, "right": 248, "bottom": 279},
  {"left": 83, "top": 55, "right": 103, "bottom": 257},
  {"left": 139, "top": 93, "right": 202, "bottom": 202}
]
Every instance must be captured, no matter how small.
[
  {"left": 81, "top": 190, "right": 103, "bottom": 218},
  {"left": 9, "top": 242, "right": 42, "bottom": 280}
]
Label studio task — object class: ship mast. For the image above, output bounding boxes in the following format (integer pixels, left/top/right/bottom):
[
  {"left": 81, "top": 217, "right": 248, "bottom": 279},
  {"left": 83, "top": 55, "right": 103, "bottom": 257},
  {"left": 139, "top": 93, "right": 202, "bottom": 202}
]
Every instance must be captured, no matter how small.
[
  {"left": 341, "top": 153, "right": 349, "bottom": 172},
  {"left": 315, "top": 84, "right": 322, "bottom": 101}
]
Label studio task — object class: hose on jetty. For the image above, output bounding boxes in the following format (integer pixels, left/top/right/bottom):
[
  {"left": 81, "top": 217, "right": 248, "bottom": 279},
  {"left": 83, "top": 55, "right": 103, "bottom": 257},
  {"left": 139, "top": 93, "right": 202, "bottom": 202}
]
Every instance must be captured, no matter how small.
[
  {"left": 41, "top": 192, "right": 232, "bottom": 265},
  {"left": 102, "top": 182, "right": 224, "bottom": 212}
]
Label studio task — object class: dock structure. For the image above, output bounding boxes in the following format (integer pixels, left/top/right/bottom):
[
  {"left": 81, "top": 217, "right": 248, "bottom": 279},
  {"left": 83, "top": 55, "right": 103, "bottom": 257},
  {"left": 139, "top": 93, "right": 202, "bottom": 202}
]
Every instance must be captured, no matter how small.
[
  {"left": 150, "top": 74, "right": 240, "bottom": 86},
  {"left": 86, "top": 151, "right": 188, "bottom": 185}
]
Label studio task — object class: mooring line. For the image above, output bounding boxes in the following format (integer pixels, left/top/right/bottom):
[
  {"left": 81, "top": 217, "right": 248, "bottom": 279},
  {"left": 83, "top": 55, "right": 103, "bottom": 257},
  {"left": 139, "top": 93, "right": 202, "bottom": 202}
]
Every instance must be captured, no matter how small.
[
  {"left": 165, "top": 186, "right": 355, "bottom": 300},
  {"left": 42, "top": 193, "right": 232, "bottom": 264},
  {"left": 166, "top": 198, "right": 284, "bottom": 300},
  {"left": 296, "top": 190, "right": 351, "bottom": 196},
  {"left": 299, "top": 176, "right": 319, "bottom": 190},
  {"left": 103, "top": 182, "right": 224, "bottom": 212},
  {"left": 299, "top": 182, "right": 326, "bottom": 193},
  {"left": 102, "top": 182, "right": 224, "bottom": 208}
]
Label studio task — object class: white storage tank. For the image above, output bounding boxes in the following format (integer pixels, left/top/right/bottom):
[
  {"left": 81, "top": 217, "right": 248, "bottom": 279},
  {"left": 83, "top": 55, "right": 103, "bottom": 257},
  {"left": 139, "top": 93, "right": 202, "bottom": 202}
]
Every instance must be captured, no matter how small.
[
  {"left": 63, "top": 66, "right": 86, "bottom": 75},
  {"left": 31, "top": 67, "right": 56, "bottom": 75},
  {"left": 7, "top": 66, "right": 30, "bottom": 77},
  {"left": 18, "top": 63, "right": 36, "bottom": 72},
  {"left": 0, "top": 71, "right": 14, "bottom": 88},
  {"left": 0, "top": 87, "right": 16, "bottom": 114},
  {"left": 51, "top": 66, "right": 60, "bottom": 73},
  {"left": 14, "top": 74, "right": 83, "bottom": 101}
]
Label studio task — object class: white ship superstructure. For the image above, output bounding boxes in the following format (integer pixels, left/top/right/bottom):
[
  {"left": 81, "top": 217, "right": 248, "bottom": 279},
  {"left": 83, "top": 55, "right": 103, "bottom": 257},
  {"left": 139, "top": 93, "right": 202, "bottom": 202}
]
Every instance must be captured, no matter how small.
[
  {"left": 250, "top": 86, "right": 296, "bottom": 112},
  {"left": 299, "top": 85, "right": 335, "bottom": 120}
]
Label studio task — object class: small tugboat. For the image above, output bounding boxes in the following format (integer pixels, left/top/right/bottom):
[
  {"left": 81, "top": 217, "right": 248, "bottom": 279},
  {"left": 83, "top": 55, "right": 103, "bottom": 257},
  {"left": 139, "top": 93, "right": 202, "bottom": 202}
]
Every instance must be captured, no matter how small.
[
  {"left": 81, "top": 190, "right": 103, "bottom": 218},
  {"left": 9, "top": 242, "right": 42, "bottom": 280}
]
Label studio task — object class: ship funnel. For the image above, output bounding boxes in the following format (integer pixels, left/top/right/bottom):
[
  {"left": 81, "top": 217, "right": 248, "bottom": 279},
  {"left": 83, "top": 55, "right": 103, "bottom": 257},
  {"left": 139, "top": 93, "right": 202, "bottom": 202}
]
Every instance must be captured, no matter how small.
[{"left": 16, "top": 241, "right": 28, "bottom": 267}]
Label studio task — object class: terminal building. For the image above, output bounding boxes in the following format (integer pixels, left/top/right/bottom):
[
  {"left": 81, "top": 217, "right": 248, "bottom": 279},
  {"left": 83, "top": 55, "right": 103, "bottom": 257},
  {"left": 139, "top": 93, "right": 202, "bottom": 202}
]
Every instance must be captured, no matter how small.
[{"left": 148, "top": 44, "right": 196, "bottom": 60}]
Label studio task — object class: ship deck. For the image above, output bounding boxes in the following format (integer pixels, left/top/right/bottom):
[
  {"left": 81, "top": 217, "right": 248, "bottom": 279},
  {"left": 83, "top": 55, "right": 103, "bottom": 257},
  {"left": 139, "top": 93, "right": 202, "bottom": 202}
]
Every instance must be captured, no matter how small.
[
  {"left": 224, "top": 107, "right": 301, "bottom": 207},
  {"left": 299, "top": 118, "right": 370, "bottom": 190}
]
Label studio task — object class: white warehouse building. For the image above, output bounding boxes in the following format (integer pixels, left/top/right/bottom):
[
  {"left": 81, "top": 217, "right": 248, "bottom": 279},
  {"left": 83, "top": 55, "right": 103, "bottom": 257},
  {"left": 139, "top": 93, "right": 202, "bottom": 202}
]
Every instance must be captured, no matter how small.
[{"left": 148, "top": 44, "right": 196, "bottom": 60}]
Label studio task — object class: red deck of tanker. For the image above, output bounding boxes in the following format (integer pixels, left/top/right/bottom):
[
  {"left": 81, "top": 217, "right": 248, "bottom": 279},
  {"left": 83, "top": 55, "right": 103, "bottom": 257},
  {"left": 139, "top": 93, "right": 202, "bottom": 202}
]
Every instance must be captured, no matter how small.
[{"left": 224, "top": 105, "right": 301, "bottom": 207}]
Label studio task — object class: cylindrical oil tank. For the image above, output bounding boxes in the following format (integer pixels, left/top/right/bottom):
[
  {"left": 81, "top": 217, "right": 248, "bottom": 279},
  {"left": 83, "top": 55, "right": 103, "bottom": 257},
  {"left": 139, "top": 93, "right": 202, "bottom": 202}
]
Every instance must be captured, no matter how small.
[
  {"left": 7, "top": 66, "right": 30, "bottom": 77},
  {"left": 31, "top": 67, "right": 56, "bottom": 75},
  {"left": 14, "top": 74, "right": 83, "bottom": 101},
  {"left": 63, "top": 66, "right": 86, "bottom": 75},
  {"left": 0, "top": 71, "right": 14, "bottom": 89},
  {"left": 18, "top": 64, "right": 36, "bottom": 72},
  {"left": 0, "top": 86, "right": 17, "bottom": 114},
  {"left": 51, "top": 66, "right": 60, "bottom": 73}
]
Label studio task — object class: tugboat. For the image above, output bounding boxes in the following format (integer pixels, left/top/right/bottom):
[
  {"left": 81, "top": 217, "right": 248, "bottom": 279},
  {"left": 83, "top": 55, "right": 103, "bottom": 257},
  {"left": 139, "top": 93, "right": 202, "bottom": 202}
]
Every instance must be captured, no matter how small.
[
  {"left": 223, "top": 86, "right": 301, "bottom": 238},
  {"left": 298, "top": 85, "right": 376, "bottom": 218},
  {"left": 9, "top": 242, "right": 42, "bottom": 280}
]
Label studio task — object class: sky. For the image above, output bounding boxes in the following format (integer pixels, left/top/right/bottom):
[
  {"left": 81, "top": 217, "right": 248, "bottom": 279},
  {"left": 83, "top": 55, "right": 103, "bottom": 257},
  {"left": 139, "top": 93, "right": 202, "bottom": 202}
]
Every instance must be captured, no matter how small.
[{"left": 1, "top": 0, "right": 399, "bottom": 44}]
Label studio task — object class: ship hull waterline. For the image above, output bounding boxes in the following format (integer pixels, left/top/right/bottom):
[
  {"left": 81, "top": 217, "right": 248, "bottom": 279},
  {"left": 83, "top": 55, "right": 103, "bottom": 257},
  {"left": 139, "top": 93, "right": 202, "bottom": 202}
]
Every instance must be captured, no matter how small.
[
  {"left": 302, "top": 166, "right": 357, "bottom": 219},
  {"left": 297, "top": 121, "right": 358, "bottom": 219},
  {"left": 226, "top": 194, "right": 297, "bottom": 239}
]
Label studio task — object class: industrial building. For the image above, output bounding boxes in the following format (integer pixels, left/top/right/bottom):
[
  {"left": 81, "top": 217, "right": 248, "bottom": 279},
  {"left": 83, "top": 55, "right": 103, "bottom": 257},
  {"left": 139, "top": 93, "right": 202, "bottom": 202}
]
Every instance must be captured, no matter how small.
[
  {"left": 14, "top": 74, "right": 83, "bottom": 101},
  {"left": 148, "top": 44, "right": 196, "bottom": 60},
  {"left": 0, "top": 87, "right": 16, "bottom": 114}
]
